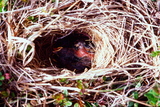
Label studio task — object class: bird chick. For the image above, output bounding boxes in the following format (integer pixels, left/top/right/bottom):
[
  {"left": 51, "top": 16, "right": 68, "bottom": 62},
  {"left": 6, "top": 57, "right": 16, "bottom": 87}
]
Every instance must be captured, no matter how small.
[
  {"left": 52, "top": 40, "right": 94, "bottom": 73},
  {"left": 74, "top": 42, "right": 94, "bottom": 59}
]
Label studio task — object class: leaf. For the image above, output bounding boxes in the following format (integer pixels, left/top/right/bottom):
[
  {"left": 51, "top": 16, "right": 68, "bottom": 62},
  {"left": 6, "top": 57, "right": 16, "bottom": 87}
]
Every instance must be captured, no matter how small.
[
  {"left": 26, "top": 45, "right": 32, "bottom": 52},
  {"left": 85, "top": 102, "right": 92, "bottom": 107},
  {"left": 102, "top": 76, "right": 107, "bottom": 81},
  {"left": 150, "top": 51, "right": 160, "bottom": 57},
  {"left": 133, "top": 92, "right": 139, "bottom": 99},
  {"left": 60, "top": 78, "right": 69, "bottom": 84},
  {"left": 74, "top": 103, "right": 80, "bottom": 107},
  {"left": 95, "top": 103, "right": 99, "bottom": 107},
  {"left": 63, "top": 90, "right": 68, "bottom": 97},
  {"left": 128, "top": 101, "right": 134, "bottom": 107},
  {"left": 103, "top": 76, "right": 112, "bottom": 81},
  {"left": 0, "top": 75, "right": 4, "bottom": 81},
  {"left": 128, "top": 92, "right": 139, "bottom": 107},
  {"left": 76, "top": 80, "right": 84, "bottom": 89},
  {"left": 27, "top": 16, "right": 38, "bottom": 22},
  {"left": 64, "top": 101, "right": 72, "bottom": 106},
  {"left": 0, "top": 81, "right": 2, "bottom": 86},
  {"left": 133, "top": 103, "right": 139, "bottom": 107},
  {"left": 0, "top": 0, "right": 8, "bottom": 12},
  {"left": 144, "top": 89, "right": 160, "bottom": 106},
  {"left": 153, "top": 83, "right": 160, "bottom": 94},
  {"left": 135, "top": 82, "right": 141, "bottom": 88},
  {"left": 11, "top": 92, "right": 15, "bottom": 98},
  {"left": 53, "top": 93, "right": 64, "bottom": 104},
  {"left": 1, "top": 91, "right": 9, "bottom": 97}
]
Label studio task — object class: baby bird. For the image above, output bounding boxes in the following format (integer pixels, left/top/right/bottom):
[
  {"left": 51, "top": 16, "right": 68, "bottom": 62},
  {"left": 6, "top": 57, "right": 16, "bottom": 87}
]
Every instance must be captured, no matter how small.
[{"left": 53, "top": 40, "right": 94, "bottom": 73}]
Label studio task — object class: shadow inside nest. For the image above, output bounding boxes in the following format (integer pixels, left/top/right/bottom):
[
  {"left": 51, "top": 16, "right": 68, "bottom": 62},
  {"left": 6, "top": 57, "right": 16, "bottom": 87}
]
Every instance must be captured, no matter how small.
[{"left": 33, "top": 31, "right": 95, "bottom": 73}]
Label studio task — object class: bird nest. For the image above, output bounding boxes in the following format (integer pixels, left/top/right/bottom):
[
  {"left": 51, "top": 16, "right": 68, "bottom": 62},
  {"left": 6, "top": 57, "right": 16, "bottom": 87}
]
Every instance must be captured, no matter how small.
[{"left": 0, "top": 0, "right": 160, "bottom": 106}]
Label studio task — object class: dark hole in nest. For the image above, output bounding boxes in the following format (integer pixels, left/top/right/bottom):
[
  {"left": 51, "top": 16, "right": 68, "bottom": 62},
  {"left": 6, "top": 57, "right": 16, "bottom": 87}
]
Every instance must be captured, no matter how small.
[{"left": 33, "top": 31, "right": 95, "bottom": 73}]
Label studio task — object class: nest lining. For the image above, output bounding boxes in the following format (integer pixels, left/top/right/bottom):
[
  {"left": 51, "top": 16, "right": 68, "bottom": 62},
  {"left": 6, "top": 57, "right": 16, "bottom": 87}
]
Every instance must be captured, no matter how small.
[
  {"left": 32, "top": 30, "right": 95, "bottom": 73},
  {"left": 0, "top": 0, "right": 160, "bottom": 106}
]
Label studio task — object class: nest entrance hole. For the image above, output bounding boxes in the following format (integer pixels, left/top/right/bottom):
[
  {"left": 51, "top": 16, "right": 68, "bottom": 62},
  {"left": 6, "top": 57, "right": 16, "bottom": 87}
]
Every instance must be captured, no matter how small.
[{"left": 33, "top": 31, "right": 95, "bottom": 73}]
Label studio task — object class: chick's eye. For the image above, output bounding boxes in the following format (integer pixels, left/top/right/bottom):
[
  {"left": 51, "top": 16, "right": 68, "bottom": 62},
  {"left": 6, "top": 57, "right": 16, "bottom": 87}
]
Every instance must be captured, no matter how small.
[
  {"left": 74, "top": 42, "right": 84, "bottom": 48},
  {"left": 75, "top": 43, "right": 80, "bottom": 48}
]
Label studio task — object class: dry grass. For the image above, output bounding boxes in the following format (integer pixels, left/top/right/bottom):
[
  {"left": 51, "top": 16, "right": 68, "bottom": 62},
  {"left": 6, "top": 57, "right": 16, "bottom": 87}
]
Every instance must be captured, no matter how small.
[{"left": 0, "top": 0, "right": 160, "bottom": 107}]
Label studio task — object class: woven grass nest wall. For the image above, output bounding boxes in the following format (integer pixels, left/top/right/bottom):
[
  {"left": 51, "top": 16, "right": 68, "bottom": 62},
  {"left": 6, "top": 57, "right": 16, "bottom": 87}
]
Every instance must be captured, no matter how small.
[{"left": 0, "top": 0, "right": 160, "bottom": 106}]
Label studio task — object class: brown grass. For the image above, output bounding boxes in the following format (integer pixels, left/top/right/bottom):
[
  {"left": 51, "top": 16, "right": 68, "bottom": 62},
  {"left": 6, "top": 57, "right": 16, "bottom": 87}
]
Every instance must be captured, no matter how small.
[{"left": 0, "top": 0, "right": 159, "bottom": 106}]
